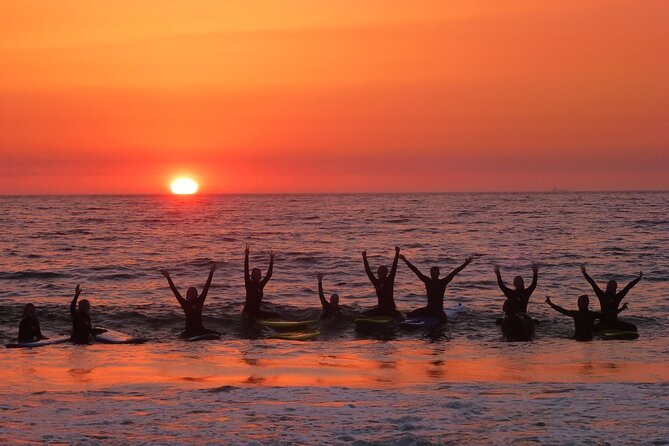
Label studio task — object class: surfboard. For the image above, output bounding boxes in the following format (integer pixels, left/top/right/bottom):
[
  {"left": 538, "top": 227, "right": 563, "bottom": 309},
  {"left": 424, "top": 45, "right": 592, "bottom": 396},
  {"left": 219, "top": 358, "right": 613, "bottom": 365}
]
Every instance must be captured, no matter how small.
[
  {"left": 269, "top": 331, "right": 320, "bottom": 341},
  {"left": 257, "top": 319, "right": 317, "bottom": 330},
  {"left": 601, "top": 329, "right": 639, "bottom": 340},
  {"left": 400, "top": 315, "right": 444, "bottom": 329},
  {"left": 354, "top": 315, "right": 396, "bottom": 330},
  {"left": 94, "top": 329, "right": 147, "bottom": 344},
  {"left": 5, "top": 336, "right": 71, "bottom": 349},
  {"left": 186, "top": 333, "right": 221, "bottom": 342}
]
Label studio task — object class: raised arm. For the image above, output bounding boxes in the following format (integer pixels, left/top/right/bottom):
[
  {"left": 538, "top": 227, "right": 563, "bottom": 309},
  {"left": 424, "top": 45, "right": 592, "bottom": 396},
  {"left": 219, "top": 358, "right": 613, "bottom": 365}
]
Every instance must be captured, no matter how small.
[
  {"left": 446, "top": 255, "right": 474, "bottom": 283},
  {"left": 317, "top": 273, "right": 327, "bottom": 307},
  {"left": 244, "top": 244, "right": 250, "bottom": 281},
  {"left": 400, "top": 254, "right": 428, "bottom": 283},
  {"left": 362, "top": 251, "right": 377, "bottom": 285},
  {"left": 617, "top": 271, "right": 642, "bottom": 301},
  {"left": 527, "top": 263, "right": 539, "bottom": 294},
  {"left": 545, "top": 296, "right": 575, "bottom": 317},
  {"left": 261, "top": 251, "right": 274, "bottom": 287},
  {"left": 160, "top": 270, "right": 186, "bottom": 306},
  {"left": 494, "top": 266, "right": 513, "bottom": 296},
  {"left": 580, "top": 265, "right": 604, "bottom": 298},
  {"left": 199, "top": 264, "right": 218, "bottom": 303},
  {"left": 388, "top": 246, "right": 400, "bottom": 280},
  {"left": 70, "top": 284, "right": 82, "bottom": 314}
]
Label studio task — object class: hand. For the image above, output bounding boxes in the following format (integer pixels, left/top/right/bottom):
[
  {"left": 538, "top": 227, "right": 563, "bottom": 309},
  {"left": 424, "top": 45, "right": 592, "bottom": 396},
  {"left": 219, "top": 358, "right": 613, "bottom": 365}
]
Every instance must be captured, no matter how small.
[
  {"left": 399, "top": 254, "right": 406, "bottom": 262},
  {"left": 317, "top": 272, "right": 323, "bottom": 281},
  {"left": 465, "top": 255, "right": 474, "bottom": 265},
  {"left": 580, "top": 265, "right": 587, "bottom": 276},
  {"left": 245, "top": 244, "right": 250, "bottom": 254},
  {"left": 532, "top": 263, "right": 539, "bottom": 274},
  {"left": 269, "top": 250, "right": 275, "bottom": 260},
  {"left": 395, "top": 246, "right": 400, "bottom": 254},
  {"left": 638, "top": 270, "right": 643, "bottom": 279},
  {"left": 362, "top": 250, "right": 367, "bottom": 258},
  {"left": 159, "top": 269, "right": 170, "bottom": 278},
  {"left": 545, "top": 296, "right": 551, "bottom": 304},
  {"left": 493, "top": 265, "right": 500, "bottom": 274},
  {"left": 74, "top": 284, "right": 82, "bottom": 296},
  {"left": 210, "top": 263, "right": 218, "bottom": 273}
]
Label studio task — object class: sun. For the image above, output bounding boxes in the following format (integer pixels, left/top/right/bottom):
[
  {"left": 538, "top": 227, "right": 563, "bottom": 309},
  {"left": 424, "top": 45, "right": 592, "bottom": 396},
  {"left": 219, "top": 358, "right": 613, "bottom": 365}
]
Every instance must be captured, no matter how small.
[{"left": 170, "top": 177, "right": 199, "bottom": 195}]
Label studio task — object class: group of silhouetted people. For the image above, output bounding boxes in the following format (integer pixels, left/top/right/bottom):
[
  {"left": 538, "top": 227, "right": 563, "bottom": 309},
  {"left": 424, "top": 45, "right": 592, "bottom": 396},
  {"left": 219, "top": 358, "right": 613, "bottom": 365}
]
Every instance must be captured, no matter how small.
[{"left": 14, "top": 245, "right": 643, "bottom": 344}]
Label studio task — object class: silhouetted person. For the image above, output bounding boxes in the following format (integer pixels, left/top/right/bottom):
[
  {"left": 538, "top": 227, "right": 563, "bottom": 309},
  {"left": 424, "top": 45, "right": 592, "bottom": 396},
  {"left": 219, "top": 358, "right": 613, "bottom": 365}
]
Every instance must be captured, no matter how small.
[
  {"left": 362, "top": 247, "right": 402, "bottom": 318},
  {"left": 161, "top": 265, "right": 220, "bottom": 338},
  {"left": 17, "top": 303, "right": 46, "bottom": 343},
  {"left": 400, "top": 254, "right": 473, "bottom": 321},
  {"left": 580, "top": 266, "right": 640, "bottom": 332},
  {"left": 494, "top": 264, "right": 539, "bottom": 314},
  {"left": 243, "top": 245, "right": 279, "bottom": 321},
  {"left": 70, "top": 285, "right": 103, "bottom": 344},
  {"left": 546, "top": 294, "right": 627, "bottom": 341},
  {"left": 317, "top": 273, "right": 340, "bottom": 320},
  {"left": 501, "top": 297, "right": 534, "bottom": 341}
]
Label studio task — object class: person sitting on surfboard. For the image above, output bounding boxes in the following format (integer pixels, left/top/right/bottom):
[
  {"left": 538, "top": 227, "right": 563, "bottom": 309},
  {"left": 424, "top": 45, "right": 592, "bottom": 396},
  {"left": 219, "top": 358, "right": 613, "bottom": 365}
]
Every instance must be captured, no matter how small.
[
  {"left": 243, "top": 245, "right": 280, "bottom": 321},
  {"left": 494, "top": 263, "right": 539, "bottom": 315},
  {"left": 161, "top": 264, "right": 220, "bottom": 338},
  {"left": 362, "top": 247, "right": 402, "bottom": 318},
  {"left": 546, "top": 294, "right": 627, "bottom": 341},
  {"left": 70, "top": 284, "right": 104, "bottom": 344},
  {"left": 400, "top": 254, "right": 474, "bottom": 322},
  {"left": 580, "top": 266, "right": 641, "bottom": 332},
  {"left": 17, "top": 303, "right": 46, "bottom": 343},
  {"left": 317, "top": 272, "right": 340, "bottom": 320}
]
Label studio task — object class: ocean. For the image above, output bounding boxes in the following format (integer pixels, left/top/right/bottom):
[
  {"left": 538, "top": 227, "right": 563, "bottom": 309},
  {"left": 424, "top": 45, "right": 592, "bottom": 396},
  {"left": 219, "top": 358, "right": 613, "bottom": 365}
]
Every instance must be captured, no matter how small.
[{"left": 1, "top": 192, "right": 668, "bottom": 444}]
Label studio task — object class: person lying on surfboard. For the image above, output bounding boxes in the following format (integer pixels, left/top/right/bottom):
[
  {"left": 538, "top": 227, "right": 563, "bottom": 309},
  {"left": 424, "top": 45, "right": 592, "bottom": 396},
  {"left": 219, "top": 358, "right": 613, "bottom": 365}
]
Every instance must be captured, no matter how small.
[
  {"left": 160, "top": 264, "right": 220, "bottom": 338},
  {"left": 400, "top": 253, "right": 473, "bottom": 322},
  {"left": 317, "top": 272, "right": 340, "bottom": 320},
  {"left": 546, "top": 294, "right": 627, "bottom": 341},
  {"left": 243, "top": 245, "right": 280, "bottom": 321},
  {"left": 494, "top": 263, "right": 539, "bottom": 317},
  {"left": 17, "top": 303, "right": 47, "bottom": 343},
  {"left": 362, "top": 247, "right": 402, "bottom": 319},
  {"left": 70, "top": 284, "right": 105, "bottom": 344},
  {"left": 580, "top": 266, "right": 641, "bottom": 332}
]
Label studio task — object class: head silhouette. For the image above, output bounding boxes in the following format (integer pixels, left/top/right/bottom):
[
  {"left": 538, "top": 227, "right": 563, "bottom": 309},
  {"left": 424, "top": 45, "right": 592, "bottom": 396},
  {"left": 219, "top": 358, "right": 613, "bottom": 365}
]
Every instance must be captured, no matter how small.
[
  {"left": 513, "top": 276, "right": 525, "bottom": 290},
  {"left": 377, "top": 265, "right": 388, "bottom": 279},
  {"left": 430, "top": 267, "right": 440, "bottom": 280},
  {"left": 23, "top": 303, "right": 36, "bottom": 318},
  {"left": 577, "top": 295, "right": 590, "bottom": 311},
  {"left": 606, "top": 280, "right": 617, "bottom": 294},
  {"left": 330, "top": 294, "right": 340, "bottom": 307},
  {"left": 186, "top": 287, "right": 199, "bottom": 301},
  {"left": 251, "top": 268, "right": 262, "bottom": 283},
  {"left": 79, "top": 299, "right": 90, "bottom": 314}
]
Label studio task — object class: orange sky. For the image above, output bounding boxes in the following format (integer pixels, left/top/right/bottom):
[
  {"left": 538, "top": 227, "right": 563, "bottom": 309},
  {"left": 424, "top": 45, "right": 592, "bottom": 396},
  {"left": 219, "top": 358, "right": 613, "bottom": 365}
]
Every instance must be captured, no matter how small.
[{"left": 1, "top": 0, "right": 667, "bottom": 193}]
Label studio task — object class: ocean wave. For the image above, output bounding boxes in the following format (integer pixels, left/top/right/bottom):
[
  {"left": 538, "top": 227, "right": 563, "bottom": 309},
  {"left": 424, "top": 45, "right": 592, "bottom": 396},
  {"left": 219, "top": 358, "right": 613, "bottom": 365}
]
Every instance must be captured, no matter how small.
[{"left": 0, "top": 271, "right": 70, "bottom": 280}]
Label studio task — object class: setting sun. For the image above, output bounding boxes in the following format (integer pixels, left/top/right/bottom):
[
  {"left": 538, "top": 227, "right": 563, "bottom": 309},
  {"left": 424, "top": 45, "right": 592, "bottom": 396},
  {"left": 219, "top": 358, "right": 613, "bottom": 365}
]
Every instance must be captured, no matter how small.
[{"left": 170, "top": 178, "right": 199, "bottom": 195}]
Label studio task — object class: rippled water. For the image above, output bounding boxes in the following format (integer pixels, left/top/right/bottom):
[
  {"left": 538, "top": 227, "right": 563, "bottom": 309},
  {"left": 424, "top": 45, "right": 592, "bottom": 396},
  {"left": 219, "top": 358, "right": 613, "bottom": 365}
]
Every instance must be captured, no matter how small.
[{"left": 1, "top": 193, "right": 668, "bottom": 444}]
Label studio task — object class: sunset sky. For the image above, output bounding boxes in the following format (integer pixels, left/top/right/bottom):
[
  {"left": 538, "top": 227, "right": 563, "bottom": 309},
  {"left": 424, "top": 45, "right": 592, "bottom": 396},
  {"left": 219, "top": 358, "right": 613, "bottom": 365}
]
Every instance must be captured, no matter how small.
[{"left": 1, "top": 0, "right": 667, "bottom": 194}]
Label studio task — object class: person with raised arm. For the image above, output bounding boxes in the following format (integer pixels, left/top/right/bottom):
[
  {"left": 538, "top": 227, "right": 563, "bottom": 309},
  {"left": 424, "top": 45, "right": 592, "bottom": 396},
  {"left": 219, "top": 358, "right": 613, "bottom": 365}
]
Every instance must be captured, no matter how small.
[
  {"left": 494, "top": 263, "right": 539, "bottom": 314},
  {"left": 580, "top": 265, "right": 641, "bottom": 332},
  {"left": 362, "top": 246, "right": 402, "bottom": 318},
  {"left": 160, "top": 264, "right": 220, "bottom": 338},
  {"left": 400, "top": 253, "right": 473, "bottom": 322},
  {"left": 70, "top": 284, "right": 104, "bottom": 344},
  {"left": 243, "top": 245, "right": 279, "bottom": 321},
  {"left": 546, "top": 294, "right": 628, "bottom": 341},
  {"left": 17, "top": 303, "right": 46, "bottom": 343},
  {"left": 317, "top": 272, "right": 340, "bottom": 320}
]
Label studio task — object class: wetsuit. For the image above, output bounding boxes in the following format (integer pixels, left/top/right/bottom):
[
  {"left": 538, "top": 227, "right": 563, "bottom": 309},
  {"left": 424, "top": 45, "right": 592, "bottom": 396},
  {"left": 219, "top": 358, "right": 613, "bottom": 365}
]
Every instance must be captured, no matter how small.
[
  {"left": 168, "top": 270, "right": 219, "bottom": 338},
  {"left": 496, "top": 269, "right": 538, "bottom": 313},
  {"left": 18, "top": 317, "right": 43, "bottom": 342},
  {"left": 583, "top": 272, "right": 639, "bottom": 332},
  {"left": 403, "top": 259, "right": 469, "bottom": 321},
  {"left": 243, "top": 254, "right": 279, "bottom": 320},
  {"left": 70, "top": 293, "right": 93, "bottom": 344},
  {"left": 547, "top": 301, "right": 600, "bottom": 341},
  {"left": 363, "top": 251, "right": 401, "bottom": 318},
  {"left": 501, "top": 299, "right": 534, "bottom": 341},
  {"left": 318, "top": 280, "right": 338, "bottom": 320}
]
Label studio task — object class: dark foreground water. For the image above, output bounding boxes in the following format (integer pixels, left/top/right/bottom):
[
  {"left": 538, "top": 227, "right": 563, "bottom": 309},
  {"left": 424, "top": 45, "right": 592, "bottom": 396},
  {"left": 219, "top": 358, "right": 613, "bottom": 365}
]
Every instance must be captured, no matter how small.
[{"left": 1, "top": 193, "right": 668, "bottom": 444}]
